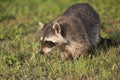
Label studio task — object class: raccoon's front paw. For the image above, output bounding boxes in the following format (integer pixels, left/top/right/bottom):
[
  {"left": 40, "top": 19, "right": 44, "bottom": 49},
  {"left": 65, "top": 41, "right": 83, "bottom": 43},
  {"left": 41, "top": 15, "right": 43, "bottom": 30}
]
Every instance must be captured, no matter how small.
[{"left": 60, "top": 52, "right": 69, "bottom": 61}]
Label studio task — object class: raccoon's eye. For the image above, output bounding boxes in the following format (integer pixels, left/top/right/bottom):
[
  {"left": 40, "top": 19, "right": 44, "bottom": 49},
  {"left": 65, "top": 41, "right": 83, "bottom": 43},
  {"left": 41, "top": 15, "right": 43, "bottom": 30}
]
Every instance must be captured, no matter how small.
[{"left": 44, "top": 41, "right": 56, "bottom": 47}]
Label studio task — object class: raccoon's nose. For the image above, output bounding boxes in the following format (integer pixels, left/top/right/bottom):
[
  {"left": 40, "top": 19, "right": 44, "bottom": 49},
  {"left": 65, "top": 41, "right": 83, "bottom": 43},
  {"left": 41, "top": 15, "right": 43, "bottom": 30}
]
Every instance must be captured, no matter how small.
[{"left": 40, "top": 50, "right": 44, "bottom": 54}]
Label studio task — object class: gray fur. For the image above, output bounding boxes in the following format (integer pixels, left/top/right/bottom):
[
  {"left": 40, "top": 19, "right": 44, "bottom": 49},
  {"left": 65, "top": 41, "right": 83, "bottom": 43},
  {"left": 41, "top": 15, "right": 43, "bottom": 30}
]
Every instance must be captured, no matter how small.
[{"left": 40, "top": 3, "right": 101, "bottom": 60}]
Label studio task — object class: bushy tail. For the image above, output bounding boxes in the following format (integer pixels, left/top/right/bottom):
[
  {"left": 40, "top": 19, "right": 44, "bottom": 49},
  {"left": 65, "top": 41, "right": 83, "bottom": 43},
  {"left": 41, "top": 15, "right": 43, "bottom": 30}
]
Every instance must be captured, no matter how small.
[{"left": 98, "top": 38, "right": 120, "bottom": 48}]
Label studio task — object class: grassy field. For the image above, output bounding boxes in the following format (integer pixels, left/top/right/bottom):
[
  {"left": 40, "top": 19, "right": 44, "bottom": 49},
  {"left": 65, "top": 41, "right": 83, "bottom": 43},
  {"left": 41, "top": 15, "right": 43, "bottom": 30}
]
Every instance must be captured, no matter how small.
[{"left": 0, "top": 0, "right": 120, "bottom": 80}]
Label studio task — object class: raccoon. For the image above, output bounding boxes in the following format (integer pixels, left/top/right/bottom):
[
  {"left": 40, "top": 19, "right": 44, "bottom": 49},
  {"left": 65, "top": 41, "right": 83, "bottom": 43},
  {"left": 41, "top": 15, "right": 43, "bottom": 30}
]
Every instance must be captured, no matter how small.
[{"left": 39, "top": 3, "right": 101, "bottom": 60}]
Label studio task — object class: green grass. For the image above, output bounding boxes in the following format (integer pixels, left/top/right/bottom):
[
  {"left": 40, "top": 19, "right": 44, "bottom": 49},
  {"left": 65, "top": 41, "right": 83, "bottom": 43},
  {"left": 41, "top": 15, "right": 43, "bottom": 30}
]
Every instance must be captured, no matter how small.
[{"left": 0, "top": 0, "right": 120, "bottom": 80}]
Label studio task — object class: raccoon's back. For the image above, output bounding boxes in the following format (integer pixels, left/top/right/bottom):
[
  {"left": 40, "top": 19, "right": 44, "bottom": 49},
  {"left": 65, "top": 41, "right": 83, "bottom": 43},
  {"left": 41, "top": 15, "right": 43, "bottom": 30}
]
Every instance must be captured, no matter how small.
[
  {"left": 63, "top": 3, "right": 100, "bottom": 24},
  {"left": 63, "top": 3, "right": 101, "bottom": 46}
]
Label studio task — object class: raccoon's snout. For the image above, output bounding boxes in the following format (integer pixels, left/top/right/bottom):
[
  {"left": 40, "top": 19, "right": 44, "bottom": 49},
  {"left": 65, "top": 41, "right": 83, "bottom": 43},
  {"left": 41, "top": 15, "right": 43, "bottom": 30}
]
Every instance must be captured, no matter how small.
[
  {"left": 40, "top": 47, "right": 53, "bottom": 54},
  {"left": 40, "top": 50, "right": 44, "bottom": 54}
]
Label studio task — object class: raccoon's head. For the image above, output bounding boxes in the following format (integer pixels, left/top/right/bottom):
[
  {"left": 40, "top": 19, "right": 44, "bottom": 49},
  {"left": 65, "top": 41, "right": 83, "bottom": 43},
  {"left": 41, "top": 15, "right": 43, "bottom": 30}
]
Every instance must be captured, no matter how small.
[{"left": 39, "top": 22, "right": 67, "bottom": 54}]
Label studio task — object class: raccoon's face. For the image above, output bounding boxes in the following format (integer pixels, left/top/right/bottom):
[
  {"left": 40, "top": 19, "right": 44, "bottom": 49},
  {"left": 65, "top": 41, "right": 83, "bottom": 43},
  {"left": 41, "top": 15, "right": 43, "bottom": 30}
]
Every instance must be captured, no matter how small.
[{"left": 39, "top": 22, "right": 67, "bottom": 54}]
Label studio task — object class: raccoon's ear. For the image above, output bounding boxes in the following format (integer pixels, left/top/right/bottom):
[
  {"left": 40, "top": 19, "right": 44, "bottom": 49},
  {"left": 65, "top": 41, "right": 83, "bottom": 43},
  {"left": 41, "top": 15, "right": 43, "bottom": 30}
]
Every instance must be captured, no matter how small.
[
  {"left": 53, "top": 22, "right": 61, "bottom": 34},
  {"left": 39, "top": 22, "right": 44, "bottom": 29}
]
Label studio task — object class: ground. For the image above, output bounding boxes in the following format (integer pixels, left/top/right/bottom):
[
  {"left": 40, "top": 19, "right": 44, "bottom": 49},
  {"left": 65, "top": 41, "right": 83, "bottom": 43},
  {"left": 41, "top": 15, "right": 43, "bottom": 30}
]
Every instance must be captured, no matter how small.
[{"left": 0, "top": 0, "right": 120, "bottom": 80}]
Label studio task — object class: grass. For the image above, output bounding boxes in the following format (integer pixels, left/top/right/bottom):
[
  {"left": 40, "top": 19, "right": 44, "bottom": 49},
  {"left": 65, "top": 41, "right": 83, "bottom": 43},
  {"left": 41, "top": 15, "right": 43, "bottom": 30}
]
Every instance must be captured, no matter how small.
[{"left": 0, "top": 0, "right": 120, "bottom": 80}]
